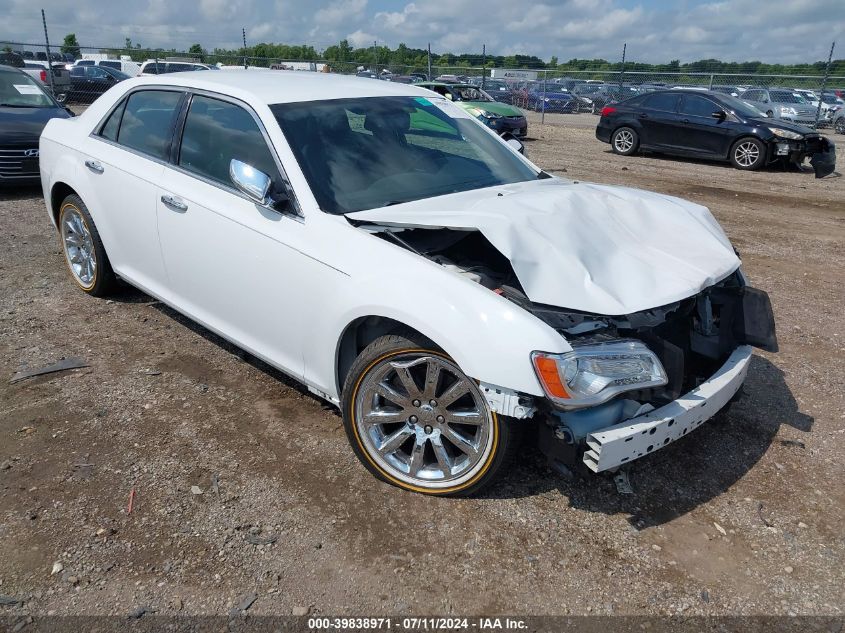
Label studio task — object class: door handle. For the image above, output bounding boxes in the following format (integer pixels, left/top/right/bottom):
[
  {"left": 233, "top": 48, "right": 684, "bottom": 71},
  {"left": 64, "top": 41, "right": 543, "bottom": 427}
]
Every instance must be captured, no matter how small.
[
  {"left": 84, "top": 160, "right": 104, "bottom": 174},
  {"left": 681, "top": 118, "right": 690, "bottom": 123},
  {"left": 638, "top": 113, "right": 649, "bottom": 119},
  {"left": 160, "top": 194, "right": 188, "bottom": 211}
]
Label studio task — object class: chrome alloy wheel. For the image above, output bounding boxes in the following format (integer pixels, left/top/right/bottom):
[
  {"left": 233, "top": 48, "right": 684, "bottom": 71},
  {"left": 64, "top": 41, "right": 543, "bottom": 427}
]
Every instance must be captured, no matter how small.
[
  {"left": 61, "top": 206, "right": 96, "bottom": 288},
  {"left": 613, "top": 129, "right": 635, "bottom": 152},
  {"left": 734, "top": 140, "right": 760, "bottom": 167},
  {"left": 354, "top": 355, "right": 494, "bottom": 489}
]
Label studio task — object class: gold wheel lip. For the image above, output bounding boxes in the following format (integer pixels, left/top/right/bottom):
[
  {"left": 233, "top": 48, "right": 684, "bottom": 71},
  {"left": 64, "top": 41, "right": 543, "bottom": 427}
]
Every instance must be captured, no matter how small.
[
  {"left": 59, "top": 203, "right": 97, "bottom": 291},
  {"left": 349, "top": 348, "right": 498, "bottom": 495}
]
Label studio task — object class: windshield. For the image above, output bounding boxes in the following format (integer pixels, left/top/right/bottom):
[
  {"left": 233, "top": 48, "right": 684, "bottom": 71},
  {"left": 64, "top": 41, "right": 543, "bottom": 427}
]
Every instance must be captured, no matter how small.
[
  {"left": 451, "top": 86, "right": 492, "bottom": 102},
  {"left": 715, "top": 94, "right": 768, "bottom": 118},
  {"left": 483, "top": 80, "right": 510, "bottom": 91},
  {"left": 770, "top": 91, "right": 807, "bottom": 104},
  {"left": 102, "top": 67, "right": 130, "bottom": 80},
  {"left": 0, "top": 70, "right": 54, "bottom": 107},
  {"left": 271, "top": 96, "right": 537, "bottom": 215}
]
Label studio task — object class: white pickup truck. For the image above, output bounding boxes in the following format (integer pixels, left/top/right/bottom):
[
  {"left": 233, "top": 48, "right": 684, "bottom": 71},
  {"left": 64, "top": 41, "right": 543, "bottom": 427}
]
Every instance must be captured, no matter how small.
[{"left": 22, "top": 61, "right": 71, "bottom": 102}]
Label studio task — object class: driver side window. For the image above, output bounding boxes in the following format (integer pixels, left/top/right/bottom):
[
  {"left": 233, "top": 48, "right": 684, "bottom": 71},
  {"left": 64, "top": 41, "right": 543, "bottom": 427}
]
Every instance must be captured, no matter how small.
[{"left": 178, "top": 94, "right": 281, "bottom": 190}]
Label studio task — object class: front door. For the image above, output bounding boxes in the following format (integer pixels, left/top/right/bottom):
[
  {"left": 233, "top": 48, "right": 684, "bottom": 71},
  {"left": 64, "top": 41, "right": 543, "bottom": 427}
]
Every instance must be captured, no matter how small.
[
  {"left": 155, "top": 93, "right": 311, "bottom": 377},
  {"left": 676, "top": 94, "right": 734, "bottom": 157}
]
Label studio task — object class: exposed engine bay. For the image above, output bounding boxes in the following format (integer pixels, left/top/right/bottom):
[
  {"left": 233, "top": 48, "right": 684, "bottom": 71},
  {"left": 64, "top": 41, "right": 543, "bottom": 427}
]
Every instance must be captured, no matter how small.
[{"left": 370, "top": 225, "right": 778, "bottom": 469}]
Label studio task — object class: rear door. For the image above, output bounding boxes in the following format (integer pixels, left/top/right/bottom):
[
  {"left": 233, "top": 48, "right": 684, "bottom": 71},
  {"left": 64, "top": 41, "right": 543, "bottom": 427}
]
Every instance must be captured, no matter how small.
[
  {"left": 676, "top": 93, "right": 733, "bottom": 156},
  {"left": 80, "top": 88, "right": 185, "bottom": 295},
  {"left": 637, "top": 92, "right": 681, "bottom": 148}
]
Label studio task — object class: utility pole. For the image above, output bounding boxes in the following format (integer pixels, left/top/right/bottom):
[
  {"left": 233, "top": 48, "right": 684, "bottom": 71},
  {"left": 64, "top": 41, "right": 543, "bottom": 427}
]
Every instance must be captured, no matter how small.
[
  {"left": 41, "top": 9, "right": 55, "bottom": 95},
  {"left": 814, "top": 41, "right": 836, "bottom": 129},
  {"left": 481, "top": 44, "right": 486, "bottom": 89},
  {"left": 427, "top": 42, "right": 432, "bottom": 81},
  {"left": 619, "top": 42, "right": 626, "bottom": 91},
  {"left": 373, "top": 40, "right": 377, "bottom": 73},
  {"left": 242, "top": 28, "right": 247, "bottom": 69}
]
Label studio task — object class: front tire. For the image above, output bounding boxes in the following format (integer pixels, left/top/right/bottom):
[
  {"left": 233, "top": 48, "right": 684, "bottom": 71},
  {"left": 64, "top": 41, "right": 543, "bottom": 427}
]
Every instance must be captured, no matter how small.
[
  {"left": 341, "top": 332, "right": 519, "bottom": 496},
  {"left": 611, "top": 126, "right": 639, "bottom": 155},
  {"left": 730, "top": 137, "right": 766, "bottom": 170},
  {"left": 835, "top": 118, "right": 845, "bottom": 135},
  {"left": 58, "top": 194, "right": 116, "bottom": 296}
]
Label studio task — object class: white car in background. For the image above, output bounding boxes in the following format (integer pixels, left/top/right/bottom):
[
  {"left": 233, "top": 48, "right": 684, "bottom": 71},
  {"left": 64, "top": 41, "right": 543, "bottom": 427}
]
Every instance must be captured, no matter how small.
[
  {"left": 38, "top": 71, "right": 778, "bottom": 496},
  {"left": 138, "top": 60, "right": 219, "bottom": 75}
]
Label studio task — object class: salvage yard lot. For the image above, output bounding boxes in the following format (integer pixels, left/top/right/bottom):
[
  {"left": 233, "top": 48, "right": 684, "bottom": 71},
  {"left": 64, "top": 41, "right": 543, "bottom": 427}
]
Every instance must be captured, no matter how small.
[{"left": 1, "top": 112, "right": 843, "bottom": 617}]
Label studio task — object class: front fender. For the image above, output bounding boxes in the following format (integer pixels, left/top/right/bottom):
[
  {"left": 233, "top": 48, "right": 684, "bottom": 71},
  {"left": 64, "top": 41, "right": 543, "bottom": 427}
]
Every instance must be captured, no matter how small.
[{"left": 304, "top": 256, "right": 571, "bottom": 402}]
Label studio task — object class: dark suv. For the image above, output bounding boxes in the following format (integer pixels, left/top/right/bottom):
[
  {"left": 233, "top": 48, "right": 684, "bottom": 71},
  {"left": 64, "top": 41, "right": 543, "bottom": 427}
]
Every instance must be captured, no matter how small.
[{"left": 596, "top": 89, "right": 836, "bottom": 177}]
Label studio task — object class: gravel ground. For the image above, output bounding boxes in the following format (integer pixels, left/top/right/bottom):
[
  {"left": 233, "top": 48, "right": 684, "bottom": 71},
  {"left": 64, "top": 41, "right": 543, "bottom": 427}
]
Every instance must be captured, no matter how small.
[{"left": 0, "top": 112, "right": 843, "bottom": 619}]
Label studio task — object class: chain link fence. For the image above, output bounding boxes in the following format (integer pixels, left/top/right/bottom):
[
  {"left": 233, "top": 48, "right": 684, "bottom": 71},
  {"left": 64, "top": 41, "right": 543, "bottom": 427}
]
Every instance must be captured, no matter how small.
[{"left": 4, "top": 40, "right": 844, "bottom": 133}]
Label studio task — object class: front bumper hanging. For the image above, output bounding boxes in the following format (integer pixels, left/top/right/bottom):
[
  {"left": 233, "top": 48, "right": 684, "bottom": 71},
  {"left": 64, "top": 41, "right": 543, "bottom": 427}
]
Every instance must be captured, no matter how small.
[{"left": 582, "top": 345, "right": 753, "bottom": 472}]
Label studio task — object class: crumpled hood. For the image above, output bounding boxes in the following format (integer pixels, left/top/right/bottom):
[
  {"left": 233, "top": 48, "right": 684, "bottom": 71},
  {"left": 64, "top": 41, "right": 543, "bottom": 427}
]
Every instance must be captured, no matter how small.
[{"left": 347, "top": 179, "right": 740, "bottom": 316}]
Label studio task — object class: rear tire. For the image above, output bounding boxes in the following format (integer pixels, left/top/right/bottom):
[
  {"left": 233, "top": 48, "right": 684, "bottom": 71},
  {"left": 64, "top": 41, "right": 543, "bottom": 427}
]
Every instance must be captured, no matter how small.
[
  {"left": 341, "top": 331, "right": 521, "bottom": 496},
  {"left": 611, "top": 126, "right": 639, "bottom": 155},
  {"left": 58, "top": 195, "right": 116, "bottom": 297},
  {"left": 730, "top": 137, "right": 766, "bottom": 170}
]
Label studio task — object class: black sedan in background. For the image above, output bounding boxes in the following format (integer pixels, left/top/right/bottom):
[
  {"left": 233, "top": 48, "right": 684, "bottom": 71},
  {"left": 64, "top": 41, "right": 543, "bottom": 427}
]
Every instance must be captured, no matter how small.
[
  {"left": 596, "top": 89, "right": 836, "bottom": 177},
  {"left": 0, "top": 65, "right": 72, "bottom": 186},
  {"left": 68, "top": 65, "right": 130, "bottom": 102}
]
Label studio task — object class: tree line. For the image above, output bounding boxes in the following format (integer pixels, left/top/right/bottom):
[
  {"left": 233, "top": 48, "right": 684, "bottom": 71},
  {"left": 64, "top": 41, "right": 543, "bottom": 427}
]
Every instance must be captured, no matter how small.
[{"left": 53, "top": 34, "right": 845, "bottom": 77}]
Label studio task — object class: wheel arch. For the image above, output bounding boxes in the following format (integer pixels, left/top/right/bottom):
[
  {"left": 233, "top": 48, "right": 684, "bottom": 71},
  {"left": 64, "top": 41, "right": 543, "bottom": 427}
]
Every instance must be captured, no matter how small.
[
  {"left": 49, "top": 181, "right": 79, "bottom": 228},
  {"left": 335, "top": 315, "right": 436, "bottom": 398}
]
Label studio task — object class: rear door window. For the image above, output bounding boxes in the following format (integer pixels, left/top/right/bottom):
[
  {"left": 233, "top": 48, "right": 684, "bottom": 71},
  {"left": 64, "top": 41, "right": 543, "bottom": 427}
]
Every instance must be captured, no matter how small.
[
  {"left": 642, "top": 93, "right": 680, "bottom": 112},
  {"left": 113, "top": 90, "right": 183, "bottom": 160},
  {"left": 99, "top": 61, "right": 120, "bottom": 70}
]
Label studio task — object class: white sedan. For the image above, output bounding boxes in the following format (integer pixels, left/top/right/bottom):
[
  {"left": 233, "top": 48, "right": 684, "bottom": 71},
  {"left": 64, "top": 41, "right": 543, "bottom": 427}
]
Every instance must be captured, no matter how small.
[{"left": 39, "top": 70, "right": 778, "bottom": 496}]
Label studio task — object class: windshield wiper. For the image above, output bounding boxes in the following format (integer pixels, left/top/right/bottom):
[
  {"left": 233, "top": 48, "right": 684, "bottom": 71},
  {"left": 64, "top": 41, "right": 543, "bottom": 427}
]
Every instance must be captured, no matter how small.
[{"left": 0, "top": 103, "right": 41, "bottom": 108}]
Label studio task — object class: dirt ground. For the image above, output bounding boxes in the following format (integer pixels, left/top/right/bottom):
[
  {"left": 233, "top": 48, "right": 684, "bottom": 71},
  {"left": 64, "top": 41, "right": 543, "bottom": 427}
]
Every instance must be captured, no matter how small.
[{"left": 1, "top": 110, "right": 843, "bottom": 620}]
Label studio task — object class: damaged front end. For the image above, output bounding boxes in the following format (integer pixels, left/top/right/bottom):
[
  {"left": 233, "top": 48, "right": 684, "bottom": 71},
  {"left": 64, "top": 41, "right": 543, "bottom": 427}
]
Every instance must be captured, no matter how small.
[
  {"left": 367, "top": 223, "right": 778, "bottom": 473},
  {"left": 779, "top": 133, "right": 837, "bottom": 178},
  {"left": 521, "top": 271, "right": 778, "bottom": 472}
]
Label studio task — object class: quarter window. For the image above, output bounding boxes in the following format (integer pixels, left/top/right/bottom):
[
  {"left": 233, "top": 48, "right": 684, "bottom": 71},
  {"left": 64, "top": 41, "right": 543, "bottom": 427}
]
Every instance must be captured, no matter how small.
[
  {"left": 643, "top": 93, "right": 679, "bottom": 112},
  {"left": 178, "top": 95, "right": 280, "bottom": 188},
  {"left": 99, "top": 98, "right": 126, "bottom": 141},
  {"left": 679, "top": 95, "right": 718, "bottom": 118},
  {"left": 114, "top": 90, "right": 183, "bottom": 160}
]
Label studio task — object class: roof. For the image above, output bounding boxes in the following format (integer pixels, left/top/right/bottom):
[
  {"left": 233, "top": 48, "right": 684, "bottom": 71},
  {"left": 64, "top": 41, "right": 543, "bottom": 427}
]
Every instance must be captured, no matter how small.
[{"left": 125, "top": 69, "right": 432, "bottom": 105}]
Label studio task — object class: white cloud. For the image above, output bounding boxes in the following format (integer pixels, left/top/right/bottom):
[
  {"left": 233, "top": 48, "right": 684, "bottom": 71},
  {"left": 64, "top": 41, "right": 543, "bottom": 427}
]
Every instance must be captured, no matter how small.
[
  {"left": 346, "top": 29, "right": 378, "bottom": 48},
  {"left": 314, "top": 0, "right": 367, "bottom": 26},
  {"left": 3, "top": 0, "right": 843, "bottom": 63}
]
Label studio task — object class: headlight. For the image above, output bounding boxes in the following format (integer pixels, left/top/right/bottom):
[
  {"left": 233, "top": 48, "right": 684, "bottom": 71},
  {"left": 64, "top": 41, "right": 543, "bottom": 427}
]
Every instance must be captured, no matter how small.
[
  {"left": 768, "top": 127, "right": 804, "bottom": 140},
  {"left": 531, "top": 340, "right": 667, "bottom": 409},
  {"left": 468, "top": 107, "right": 501, "bottom": 119},
  {"left": 779, "top": 106, "right": 797, "bottom": 116},
  {"left": 543, "top": 97, "right": 550, "bottom": 102}
]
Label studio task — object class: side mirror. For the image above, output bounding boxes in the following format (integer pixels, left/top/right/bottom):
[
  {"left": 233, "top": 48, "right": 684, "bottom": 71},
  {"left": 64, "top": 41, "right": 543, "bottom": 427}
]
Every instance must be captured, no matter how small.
[
  {"left": 230, "top": 159, "right": 271, "bottom": 203},
  {"left": 711, "top": 110, "right": 726, "bottom": 120},
  {"left": 501, "top": 132, "right": 524, "bottom": 154}
]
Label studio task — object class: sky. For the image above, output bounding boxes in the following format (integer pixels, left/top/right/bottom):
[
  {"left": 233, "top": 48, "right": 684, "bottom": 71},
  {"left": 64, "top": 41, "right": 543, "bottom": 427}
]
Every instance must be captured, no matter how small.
[{"left": 3, "top": 0, "right": 844, "bottom": 64}]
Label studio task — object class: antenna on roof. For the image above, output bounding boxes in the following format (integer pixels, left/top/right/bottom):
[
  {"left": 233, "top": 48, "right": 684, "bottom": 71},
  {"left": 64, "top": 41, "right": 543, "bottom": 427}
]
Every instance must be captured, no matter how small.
[{"left": 242, "top": 28, "right": 247, "bottom": 70}]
